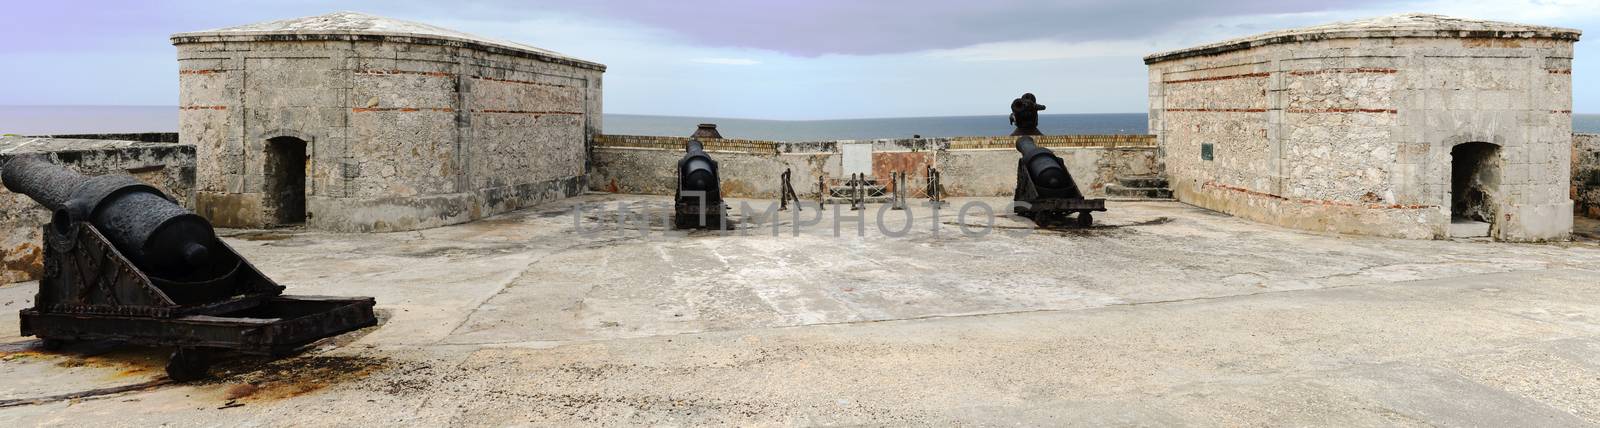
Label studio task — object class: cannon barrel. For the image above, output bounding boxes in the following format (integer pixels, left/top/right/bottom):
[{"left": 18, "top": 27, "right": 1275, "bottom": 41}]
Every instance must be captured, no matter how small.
[
  {"left": 1015, "top": 136, "right": 1070, "bottom": 189},
  {"left": 1, "top": 155, "right": 84, "bottom": 210},
  {"left": 680, "top": 139, "right": 717, "bottom": 192},
  {"left": 2, "top": 155, "right": 221, "bottom": 279}
]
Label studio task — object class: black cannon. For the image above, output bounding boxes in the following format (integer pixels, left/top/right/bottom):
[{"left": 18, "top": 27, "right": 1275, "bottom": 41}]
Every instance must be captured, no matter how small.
[
  {"left": 1, "top": 155, "right": 377, "bottom": 381},
  {"left": 1013, "top": 136, "right": 1106, "bottom": 227},
  {"left": 675, "top": 139, "right": 727, "bottom": 229},
  {"left": 1010, "top": 93, "right": 1047, "bottom": 136}
]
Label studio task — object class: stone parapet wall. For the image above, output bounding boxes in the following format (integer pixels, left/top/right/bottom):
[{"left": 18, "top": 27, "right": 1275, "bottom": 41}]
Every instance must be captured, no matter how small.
[
  {"left": 0, "top": 136, "right": 196, "bottom": 285},
  {"left": 937, "top": 147, "right": 1157, "bottom": 198},
  {"left": 1577, "top": 133, "right": 1600, "bottom": 218},
  {"left": 595, "top": 134, "right": 1155, "bottom": 152},
  {"left": 590, "top": 134, "right": 1158, "bottom": 200},
  {"left": 594, "top": 134, "right": 780, "bottom": 154},
  {"left": 33, "top": 133, "right": 180, "bottom": 143},
  {"left": 945, "top": 134, "right": 1155, "bottom": 150},
  {"left": 591, "top": 148, "right": 821, "bottom": 198}
]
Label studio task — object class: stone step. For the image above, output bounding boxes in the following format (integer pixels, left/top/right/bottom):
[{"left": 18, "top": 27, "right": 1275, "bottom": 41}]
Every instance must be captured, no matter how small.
[
  {"left": 1117, "top": 175, "right": 1169, "bottom": 189},
  {"left": 1105, "top": 184, "right": 1173, "bottom": 199},
  {"left": 1449, "top": 220, "right": 1491, "bottom": 238}
]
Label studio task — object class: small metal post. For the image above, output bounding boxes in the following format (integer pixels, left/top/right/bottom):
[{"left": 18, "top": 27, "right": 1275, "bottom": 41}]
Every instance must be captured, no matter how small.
[
  {"left": 786, "top": 168, "right": 801, "bottom": 212},
  {"left": 779, "top": 168, "right": 791, "bottom": 211},
  {"left": 850, "top": 173, "right": 862, "bottom": 211},
  {"left": 818, "top": 175, "right": 827, "bottom": 211},
  {"left": 899, "top": 171, "right": 906, "bottom": 210}
]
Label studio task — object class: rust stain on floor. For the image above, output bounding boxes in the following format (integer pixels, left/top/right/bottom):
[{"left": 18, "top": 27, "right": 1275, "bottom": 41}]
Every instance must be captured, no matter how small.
[
  {"left": 52, "top": 347, "right": 168, "bottom": 374},
  {"left": 0, "top": 343, "right": 167, "bottom": 381},
  {"left": 205, "top": 355, "right": 390, "bottom": 403}
]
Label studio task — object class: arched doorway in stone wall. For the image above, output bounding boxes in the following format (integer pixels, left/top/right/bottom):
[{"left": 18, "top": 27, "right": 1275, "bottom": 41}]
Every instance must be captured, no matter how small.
[
  {"left": 1449, "top": 142, "right": 1501, "bottom": 238},
  {"left": 264, "top": 136, "right": 308, "bottom": 225}
]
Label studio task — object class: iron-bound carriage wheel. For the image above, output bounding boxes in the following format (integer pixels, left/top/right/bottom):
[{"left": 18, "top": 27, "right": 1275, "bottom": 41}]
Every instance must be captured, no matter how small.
[
  {"left": 38, "top": 338, "right": 67, "bottom": 351},
  {"left": 166, "top": 347, "right": 213, "bottom": 382}
]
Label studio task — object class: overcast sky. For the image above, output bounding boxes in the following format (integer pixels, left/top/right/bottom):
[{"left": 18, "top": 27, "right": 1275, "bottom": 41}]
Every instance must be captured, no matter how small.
[{"left": 2, "top": 0, "right": 1595, "bottom": 119}]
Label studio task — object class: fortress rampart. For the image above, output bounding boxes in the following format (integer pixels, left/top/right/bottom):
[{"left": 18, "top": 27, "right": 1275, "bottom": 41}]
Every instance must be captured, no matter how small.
[{"left": 588, "top": 134, "right": 1158, "bottom": 199}]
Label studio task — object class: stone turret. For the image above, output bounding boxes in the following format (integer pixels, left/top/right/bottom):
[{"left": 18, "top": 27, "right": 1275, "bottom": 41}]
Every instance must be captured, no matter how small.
[
  {"left": 1146, "top": 13, "right": 1580, "bottom": 241},
  {"left": 172, "top": 12, "right": 606, "bottom": 232}
]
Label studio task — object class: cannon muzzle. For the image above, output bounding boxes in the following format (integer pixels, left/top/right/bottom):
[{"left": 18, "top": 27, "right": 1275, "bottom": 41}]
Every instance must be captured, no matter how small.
[
  {"left": 2, "top": 155, "right": 224, "bottom": 280},
  {"left": 683, "top": 165, "right": 715, "bottom": 191}
]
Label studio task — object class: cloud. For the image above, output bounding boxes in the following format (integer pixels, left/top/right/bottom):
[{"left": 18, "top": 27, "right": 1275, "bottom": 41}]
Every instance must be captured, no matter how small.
[
  {"left": 0, "top": 0, "right": 1593, "bottom": 115},
  {"left": 924, "top": 39, "right": 1159, "bottom": 62},
  {"left": 1404, "top": 0, "right": 1600, "bottom": 23},
  {"left": 513, "top": 0, "right": 1394, "bottom": 56},
  {"left": 690, "top": 58, "right": 762, "bottom": 66}
]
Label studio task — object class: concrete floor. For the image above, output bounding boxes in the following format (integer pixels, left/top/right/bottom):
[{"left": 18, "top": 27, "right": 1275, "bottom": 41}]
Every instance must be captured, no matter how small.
[{"left": 3, "top": 194, "right": 1600, "bottom": 426}]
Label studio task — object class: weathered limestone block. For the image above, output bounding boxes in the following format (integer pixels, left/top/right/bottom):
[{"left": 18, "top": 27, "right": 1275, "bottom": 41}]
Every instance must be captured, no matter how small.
[
  {"left": 471, "top": 79, "right": 584, "bottom": 113},
  {"left": 350, "top": 72, "right": 456, "bottom": 109},
  {"left": 346, "top": 109, "right": 459, "bottom": 198}
]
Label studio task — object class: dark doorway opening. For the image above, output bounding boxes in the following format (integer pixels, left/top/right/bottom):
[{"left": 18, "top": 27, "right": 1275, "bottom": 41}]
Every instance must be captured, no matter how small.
[
  {"left": 1450, "top": 142, "right": 1500, "bottom": 237},
  {"left": 265, "top": 137, "right": 307, "bottom": 225}
]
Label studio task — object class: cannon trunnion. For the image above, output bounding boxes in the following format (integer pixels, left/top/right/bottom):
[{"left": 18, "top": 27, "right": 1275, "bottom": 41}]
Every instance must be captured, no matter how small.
[
  {"left": 1, "top": 155, "right": 377, "bottom": 381},
  {"left": 674, "top": 139, "right": 728, "bottom": 229},
  {"left": 1012, "top": 136, "right": 1107, "bottom": 227}
]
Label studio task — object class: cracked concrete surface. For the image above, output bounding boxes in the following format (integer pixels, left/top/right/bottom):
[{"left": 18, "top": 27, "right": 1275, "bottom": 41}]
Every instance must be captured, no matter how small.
[{"left": 2, "top": 195, "right": 1599, "bottom": 425}]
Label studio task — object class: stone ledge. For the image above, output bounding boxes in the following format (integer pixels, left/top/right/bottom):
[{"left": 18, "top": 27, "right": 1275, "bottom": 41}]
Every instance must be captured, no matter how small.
[
  {"left": 1145, "top": 13, "right": 1581, "bottom": 65},
  {"left": 172, "top": 12, "right": 605, "bottom": 71}
]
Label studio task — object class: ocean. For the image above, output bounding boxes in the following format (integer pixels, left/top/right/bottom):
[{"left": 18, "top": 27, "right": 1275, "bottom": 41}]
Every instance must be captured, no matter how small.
[
  {"left": 603, "top": 113, "right": 1148, "bottom": 140},
  {"left": 2, "top": 106, "right": 1597, "bottom": 141}
]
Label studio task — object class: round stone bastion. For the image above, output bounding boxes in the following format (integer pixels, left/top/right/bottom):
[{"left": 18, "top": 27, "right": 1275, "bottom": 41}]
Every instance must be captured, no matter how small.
[
  {"left": 1144, "top": 13, "right": 1580, "bottom": 241},
  {"left": 172, "top": 11, "right": 606, "bottom": 232}
]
